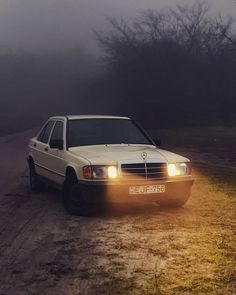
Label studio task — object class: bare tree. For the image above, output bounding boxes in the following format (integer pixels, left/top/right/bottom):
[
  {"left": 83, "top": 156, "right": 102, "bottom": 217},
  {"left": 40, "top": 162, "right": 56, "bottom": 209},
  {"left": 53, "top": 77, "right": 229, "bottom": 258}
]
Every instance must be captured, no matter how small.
[
  {"left": 96, "top": 1, "right": 235, "bottom": 58},
  {"left": 94, "top": 1, "right": 236, "bottom": 126}
]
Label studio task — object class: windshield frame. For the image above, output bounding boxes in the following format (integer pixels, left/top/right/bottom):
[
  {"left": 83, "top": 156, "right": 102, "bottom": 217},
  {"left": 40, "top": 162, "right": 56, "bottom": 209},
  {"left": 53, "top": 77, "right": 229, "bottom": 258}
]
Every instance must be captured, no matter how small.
[{"left": 66, "top": 118, "right": 155, "bottom": 149}]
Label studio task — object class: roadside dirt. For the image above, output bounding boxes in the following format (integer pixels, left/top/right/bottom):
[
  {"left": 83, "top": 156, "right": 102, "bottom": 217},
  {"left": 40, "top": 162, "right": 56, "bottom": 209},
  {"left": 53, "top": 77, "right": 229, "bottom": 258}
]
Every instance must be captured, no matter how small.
[{"left": 0, "top": 130, "right": 235, "bottom": 295}]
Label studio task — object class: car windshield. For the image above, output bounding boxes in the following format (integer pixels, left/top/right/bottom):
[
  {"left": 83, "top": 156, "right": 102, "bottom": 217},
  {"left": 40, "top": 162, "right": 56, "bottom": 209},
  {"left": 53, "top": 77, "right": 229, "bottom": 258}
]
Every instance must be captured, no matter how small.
[{"left": 67, "top": 119, "right": 152, "bottom": 147}]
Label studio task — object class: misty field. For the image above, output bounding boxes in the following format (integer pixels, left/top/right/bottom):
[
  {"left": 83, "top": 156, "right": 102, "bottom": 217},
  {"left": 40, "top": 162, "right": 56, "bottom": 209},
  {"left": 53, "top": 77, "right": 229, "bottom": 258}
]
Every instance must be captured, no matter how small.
[{"left": 0, "top": 126, "right": 235, "bottom": 295}]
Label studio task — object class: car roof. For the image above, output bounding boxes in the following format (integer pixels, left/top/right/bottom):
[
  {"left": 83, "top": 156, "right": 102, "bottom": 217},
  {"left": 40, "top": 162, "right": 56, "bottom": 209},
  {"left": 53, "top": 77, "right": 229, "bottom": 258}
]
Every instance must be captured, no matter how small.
[{"left": 49, "top": 115, "right": 130, "bottom": 120}]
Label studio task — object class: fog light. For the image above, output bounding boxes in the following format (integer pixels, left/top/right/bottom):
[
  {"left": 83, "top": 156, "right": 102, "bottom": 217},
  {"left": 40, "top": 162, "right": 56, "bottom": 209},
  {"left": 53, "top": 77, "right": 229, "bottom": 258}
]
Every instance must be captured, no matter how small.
[{"left": 108, "top": 166, "right": 118, "bottom": 178}]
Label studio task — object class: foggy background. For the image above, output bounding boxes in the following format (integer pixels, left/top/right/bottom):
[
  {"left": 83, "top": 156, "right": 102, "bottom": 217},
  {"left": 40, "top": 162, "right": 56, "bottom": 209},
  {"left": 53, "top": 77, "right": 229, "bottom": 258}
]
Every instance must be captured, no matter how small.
[
  {"left": 0, "top": 0, "right": 235, "bottom": 135},
  {"left": 0, "top": 0, "right": 235, "bottom": 53}
]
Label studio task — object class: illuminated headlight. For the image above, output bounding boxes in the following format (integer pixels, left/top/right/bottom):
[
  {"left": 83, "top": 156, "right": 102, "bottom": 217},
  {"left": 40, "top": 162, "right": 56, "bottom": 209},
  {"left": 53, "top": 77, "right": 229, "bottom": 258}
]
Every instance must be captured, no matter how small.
[
  {"left": 107, "top": 166, "right": 118, "bottom": 178},
  {"left": 83, "top": 165, "right": 118, "bottom": 179},
  {"left": 167, "top": 163, "right": 191, "bottom": 177}
]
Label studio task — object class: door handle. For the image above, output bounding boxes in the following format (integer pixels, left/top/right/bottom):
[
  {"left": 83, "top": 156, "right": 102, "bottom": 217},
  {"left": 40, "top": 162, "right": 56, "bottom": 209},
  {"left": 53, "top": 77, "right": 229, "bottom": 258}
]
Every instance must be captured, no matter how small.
[{"left": 44, "top": 147, "right": 49, "bottom": 152}]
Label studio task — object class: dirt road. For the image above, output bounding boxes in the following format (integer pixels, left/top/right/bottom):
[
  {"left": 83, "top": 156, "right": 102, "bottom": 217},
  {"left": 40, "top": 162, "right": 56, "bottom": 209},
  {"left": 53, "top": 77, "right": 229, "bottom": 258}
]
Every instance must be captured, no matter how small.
[{"left": 0, "top": 130, "right": 235, "bottom": 295}]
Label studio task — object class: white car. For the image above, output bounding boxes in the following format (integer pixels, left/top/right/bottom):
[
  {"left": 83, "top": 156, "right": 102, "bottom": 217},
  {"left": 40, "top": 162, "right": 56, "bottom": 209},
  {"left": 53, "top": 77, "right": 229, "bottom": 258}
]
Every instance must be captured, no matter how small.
[{"left": 28, "top": 115, "right": 194, "bottom": 215}]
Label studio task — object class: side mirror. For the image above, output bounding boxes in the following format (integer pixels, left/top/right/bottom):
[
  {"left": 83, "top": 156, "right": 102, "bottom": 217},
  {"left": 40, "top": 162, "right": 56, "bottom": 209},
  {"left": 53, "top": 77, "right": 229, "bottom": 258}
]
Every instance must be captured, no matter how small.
[
  {"left": 50, "top": 139, "right": 64, "bottom": 150},
  {"left": 153, "top": 138, "right": 162, "bottom": 147}
]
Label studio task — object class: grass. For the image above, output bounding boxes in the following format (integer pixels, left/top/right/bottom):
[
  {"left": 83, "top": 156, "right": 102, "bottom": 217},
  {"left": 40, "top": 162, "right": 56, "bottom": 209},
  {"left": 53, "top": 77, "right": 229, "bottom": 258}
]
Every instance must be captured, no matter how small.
[
  {"left": 97, "top": 173, "right": 236, "bottom": 294},
  {"left": 94, "top": 126, "right": 236, "bottom": 295},
  {"left": 202, "top": 166, "right": 236, "bottom": 193},
  {"left": 149, "top": 126, "right": 236, "bottom": 149}
]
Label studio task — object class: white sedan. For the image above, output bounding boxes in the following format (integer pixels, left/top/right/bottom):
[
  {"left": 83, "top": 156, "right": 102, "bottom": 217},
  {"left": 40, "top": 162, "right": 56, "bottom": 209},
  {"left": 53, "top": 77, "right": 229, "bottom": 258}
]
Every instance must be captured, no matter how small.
[{"left": 28, "top": 115, "right": 194, "bottom": 215}]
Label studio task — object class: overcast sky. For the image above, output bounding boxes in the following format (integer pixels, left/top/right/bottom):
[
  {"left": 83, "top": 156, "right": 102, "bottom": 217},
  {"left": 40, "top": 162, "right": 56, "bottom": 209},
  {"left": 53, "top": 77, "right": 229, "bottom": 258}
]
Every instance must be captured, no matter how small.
[{"left": 0, "top": 0, "right": 235, "bottom": 55}]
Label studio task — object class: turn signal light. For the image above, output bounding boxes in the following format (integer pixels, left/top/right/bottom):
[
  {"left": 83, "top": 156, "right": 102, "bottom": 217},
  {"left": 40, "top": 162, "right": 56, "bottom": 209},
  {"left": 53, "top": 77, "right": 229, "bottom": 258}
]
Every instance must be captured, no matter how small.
[{"left": 83, "top": 166, "right": 92, "bottom": 179}]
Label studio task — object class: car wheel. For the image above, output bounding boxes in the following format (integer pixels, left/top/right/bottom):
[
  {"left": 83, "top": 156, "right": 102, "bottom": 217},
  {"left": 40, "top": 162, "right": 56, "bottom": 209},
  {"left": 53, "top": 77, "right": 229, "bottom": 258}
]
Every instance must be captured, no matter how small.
[
  {"left": 63, "top": 176, "right": 93, "bottom": 216},
  {"left": 29, "top": 162, "right": 45, "bottom": 192}
]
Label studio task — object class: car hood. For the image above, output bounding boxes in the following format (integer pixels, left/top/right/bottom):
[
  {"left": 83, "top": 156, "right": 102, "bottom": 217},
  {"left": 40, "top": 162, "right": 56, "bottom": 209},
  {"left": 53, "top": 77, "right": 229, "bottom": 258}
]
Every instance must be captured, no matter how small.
[{"left": 68, "top": 144, "right": 189, "bottom": 165}]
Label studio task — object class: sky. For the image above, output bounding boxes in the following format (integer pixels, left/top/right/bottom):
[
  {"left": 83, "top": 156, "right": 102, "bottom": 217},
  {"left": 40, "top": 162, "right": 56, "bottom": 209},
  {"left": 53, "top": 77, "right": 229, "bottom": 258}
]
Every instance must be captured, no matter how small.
[{"left": 0, "top": 0, "right": 235, "bottom": 55}]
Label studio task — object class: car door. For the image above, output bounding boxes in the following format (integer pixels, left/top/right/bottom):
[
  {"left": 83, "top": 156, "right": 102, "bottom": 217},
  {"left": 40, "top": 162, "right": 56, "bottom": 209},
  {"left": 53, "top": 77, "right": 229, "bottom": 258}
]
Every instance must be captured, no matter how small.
[
  {"left": 46, "top": 120, "right": 66, "bottom": 185},
  {"left": 33, "top": 120, "right": 56, "bottom": 179}
]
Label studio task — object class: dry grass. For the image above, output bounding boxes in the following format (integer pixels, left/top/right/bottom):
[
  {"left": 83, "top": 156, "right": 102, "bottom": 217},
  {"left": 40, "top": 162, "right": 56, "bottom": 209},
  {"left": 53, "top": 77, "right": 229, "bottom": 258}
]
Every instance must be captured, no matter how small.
[
  {"left": 93, "top": 126, "right": 236, "bottom": 295},
  {"left": 93, "top": 170, "right": 236, "bottom": 295}
]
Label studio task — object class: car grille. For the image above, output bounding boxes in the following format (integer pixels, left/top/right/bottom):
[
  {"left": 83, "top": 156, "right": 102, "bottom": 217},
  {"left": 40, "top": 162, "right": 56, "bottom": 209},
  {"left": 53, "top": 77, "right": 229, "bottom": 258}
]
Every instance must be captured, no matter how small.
[{"left": 121, "top": 163, "right": 167, "bottom": 180}]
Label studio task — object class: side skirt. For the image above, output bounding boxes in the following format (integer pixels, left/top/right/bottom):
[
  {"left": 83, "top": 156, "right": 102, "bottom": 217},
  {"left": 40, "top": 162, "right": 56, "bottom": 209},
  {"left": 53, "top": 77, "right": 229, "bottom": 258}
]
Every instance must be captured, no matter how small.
[{"left": 37, "top": 174, "right": 63, "bottom": 191}]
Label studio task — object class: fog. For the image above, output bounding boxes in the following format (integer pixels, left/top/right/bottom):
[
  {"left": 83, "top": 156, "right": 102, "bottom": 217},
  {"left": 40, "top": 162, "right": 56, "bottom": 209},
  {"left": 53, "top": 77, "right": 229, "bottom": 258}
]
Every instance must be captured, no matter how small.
[
  {"left": 0, "top": 0, "right": 235, "bottom": 136},
  {"left": 0, "top": 0, "right": 235, "bottom": 54}
]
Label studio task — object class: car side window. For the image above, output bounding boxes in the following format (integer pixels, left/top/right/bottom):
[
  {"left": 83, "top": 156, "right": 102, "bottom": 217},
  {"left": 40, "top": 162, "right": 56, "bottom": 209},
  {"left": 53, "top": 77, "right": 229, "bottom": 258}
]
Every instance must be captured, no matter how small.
[
  {"left": 38, "top": 121, "right": 55, "bottom": 144},
  {"left": 37, "top": 124, "right": 47, "bottom": 142},
  {"left": 50, "top": 121, "right": 64, "bottom": 142}
]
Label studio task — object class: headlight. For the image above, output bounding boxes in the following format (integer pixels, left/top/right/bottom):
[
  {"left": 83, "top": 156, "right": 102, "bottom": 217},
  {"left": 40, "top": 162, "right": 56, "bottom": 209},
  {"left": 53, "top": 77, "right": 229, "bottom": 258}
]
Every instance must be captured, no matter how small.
[
  {"left": 167, "top": 163, "right": 191, "bottom": 177},
  {"left": 83, "top": 165, "right": 118, "bottom": 179},
  {"left": 92, "top": 166, "right": 107, "bottom": 179},
  {"left": 107, "top": 166, "right": 118, "bottom": 178}
]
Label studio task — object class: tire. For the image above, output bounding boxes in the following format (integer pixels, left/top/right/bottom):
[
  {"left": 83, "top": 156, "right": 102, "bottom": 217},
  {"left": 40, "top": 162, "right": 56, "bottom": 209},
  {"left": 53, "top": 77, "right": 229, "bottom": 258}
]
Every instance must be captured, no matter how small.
[
  {"left": 62, "top": 174, "right": 93, "bottom": 216},
  {"left": 28, "top": 160, "right": 45, "bottom": 192}
]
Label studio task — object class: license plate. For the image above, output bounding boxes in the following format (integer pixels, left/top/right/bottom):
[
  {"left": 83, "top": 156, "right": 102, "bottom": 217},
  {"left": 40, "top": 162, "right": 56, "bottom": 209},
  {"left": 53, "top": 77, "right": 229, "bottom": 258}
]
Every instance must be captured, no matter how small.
[{"left": 129, "top": 184, "right": 165, "bottom": 195}]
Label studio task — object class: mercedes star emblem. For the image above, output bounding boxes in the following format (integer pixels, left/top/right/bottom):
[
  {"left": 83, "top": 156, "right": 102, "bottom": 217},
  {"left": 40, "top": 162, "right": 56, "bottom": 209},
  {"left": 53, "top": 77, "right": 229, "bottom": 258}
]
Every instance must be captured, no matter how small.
[{"left": 141, "top": 152, "right": 147, "bottom": 160}]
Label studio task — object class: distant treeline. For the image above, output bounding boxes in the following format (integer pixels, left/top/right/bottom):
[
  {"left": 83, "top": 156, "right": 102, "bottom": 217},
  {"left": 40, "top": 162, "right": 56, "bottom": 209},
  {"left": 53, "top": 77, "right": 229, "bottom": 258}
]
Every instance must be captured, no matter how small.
[
  {"left": 95, "top": 1, "right": 236, "bottom": 128},
  {"left": 0, "top": 1, "right": 236, "bottom": 136}
]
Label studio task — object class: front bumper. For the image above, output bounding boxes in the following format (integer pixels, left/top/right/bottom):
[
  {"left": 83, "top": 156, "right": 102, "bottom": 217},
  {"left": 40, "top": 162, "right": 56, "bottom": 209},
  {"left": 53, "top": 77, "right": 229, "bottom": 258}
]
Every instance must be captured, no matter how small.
[{"left": 78, "top": 177, "right": 194, "bottom": 204}]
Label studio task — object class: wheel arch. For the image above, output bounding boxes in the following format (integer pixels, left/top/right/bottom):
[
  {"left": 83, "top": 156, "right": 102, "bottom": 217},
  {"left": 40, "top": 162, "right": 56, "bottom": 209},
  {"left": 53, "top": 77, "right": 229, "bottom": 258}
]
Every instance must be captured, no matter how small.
[
  {"left": 63, "top": 165, "right": 79, "bottom": 193},
  {"left": 65, "top": 165, "right": 80, "bottom": 182},
  {"left": 28, "top": 155, "right": 35, "bottom": 168},
  {"left": 65, "top": 165, "right": 78, "bottom": 178}
]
